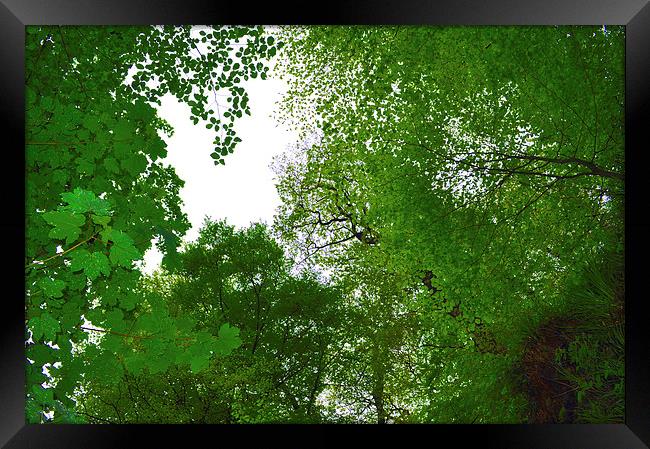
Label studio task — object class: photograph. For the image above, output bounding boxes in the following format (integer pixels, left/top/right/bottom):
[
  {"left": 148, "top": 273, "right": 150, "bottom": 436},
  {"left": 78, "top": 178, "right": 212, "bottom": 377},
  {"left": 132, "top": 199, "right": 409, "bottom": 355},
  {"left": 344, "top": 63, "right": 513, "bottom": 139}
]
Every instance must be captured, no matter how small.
[{"left": 25, "top": 24, "right": 625, "bottom": 425}]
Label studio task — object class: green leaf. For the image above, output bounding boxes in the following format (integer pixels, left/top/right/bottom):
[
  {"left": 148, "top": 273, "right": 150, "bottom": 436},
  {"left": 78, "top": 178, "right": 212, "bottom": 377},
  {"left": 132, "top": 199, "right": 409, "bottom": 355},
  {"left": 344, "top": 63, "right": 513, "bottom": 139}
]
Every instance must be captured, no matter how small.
[
  {"left": 215, "top": 323, "right": 242, "bottom": 355},
  {"left": 124, "top": 352, "right": 146, "bottom": 375},
  {"left": 42, "top": 210, "right": 85, "bottom": 245},
  {"left": 76, "top": 157, "right": 95, "bottom": 175},
  {"left": 59, "top": 300, "right": 82, "bottom": 329},
  {"left": 147, "top": 139, "right": 167, "bottom": 160},
  {"left": 26, "top": 342, "right": 56, "bottom": 365},
  {"left": 105, "top": 308, "right": 126, "bottom": 332},
  {"left": 38, "top": 278, "right": 66, "bottom": 298},
  {"left": 51, "top": 170, "right": 69, "bottom": 186},
  {"left": 102, "top": 333, "right": 126, "bottom": 353},
  {"left": 104, "top": 157, "right": 120, "bottom": 174},
  {"left": 119, "top": 292, "right": 138, "bottom": 311},
  {"left": 120, "top": 154, "right": 148, "bottom": 177},
  {"left": 174, "top": 316, "right": 196, "bottom": 334},
  {"left": 102, "top": 228, "right": 141, "bottom": 267},
  {"left": 91, "top": 214, "right": 111, "bottom": 226},
  {"left": 61, "top": 188, "right": 111, "bottom": 215},
  {"left": 147, "top": 348, "right": 173, "bottom": 374},
  {"left": 190, "top": 353, "right": 211, "bottom": 373},
  {"left": 29, "top": 313, "right": 60, "bottom": 341},
  {"left": 31, "top": 384, "right": 54, "bottom": 405},
  {"left": 86, "top": 352, "right": 123, "bottom": 385},
  {"left": 69, "top": 249, "right": 111, "bottom": 280}
]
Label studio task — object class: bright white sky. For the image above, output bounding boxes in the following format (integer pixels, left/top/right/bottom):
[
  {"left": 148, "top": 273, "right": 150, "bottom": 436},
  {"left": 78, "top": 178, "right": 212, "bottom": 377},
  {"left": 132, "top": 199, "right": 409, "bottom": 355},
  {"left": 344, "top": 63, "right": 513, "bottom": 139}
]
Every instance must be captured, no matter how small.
[{"left": 140, "top": 74, "right": 298, "bottom": 274}]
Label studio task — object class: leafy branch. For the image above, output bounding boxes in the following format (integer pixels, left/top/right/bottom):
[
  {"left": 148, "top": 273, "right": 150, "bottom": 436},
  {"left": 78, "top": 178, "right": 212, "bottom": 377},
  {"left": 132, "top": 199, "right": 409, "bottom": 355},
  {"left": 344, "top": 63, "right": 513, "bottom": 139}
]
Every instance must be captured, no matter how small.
[{"left": 25, "top": 233, "right": 98, "bottom": 270}]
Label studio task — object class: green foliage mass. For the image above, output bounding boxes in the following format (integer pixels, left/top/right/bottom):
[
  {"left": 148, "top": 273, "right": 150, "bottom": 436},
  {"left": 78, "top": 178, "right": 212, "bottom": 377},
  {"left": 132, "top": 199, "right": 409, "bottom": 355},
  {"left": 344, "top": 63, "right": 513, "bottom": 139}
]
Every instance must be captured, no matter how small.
[
  {"left": 76, "top": 220, "right": 348, "bottom": 423},
  {"left": 269, "top": 25, "right": 624, "bottom": 423},
  {"left": 551, "top": 251, "right": 624, "bottom": 423},
  {"left": 25, "top": 25, "right": 279, "bottom": 423},
  {"left": 26, "top": 25, "right": 624, "bottom": 424}
]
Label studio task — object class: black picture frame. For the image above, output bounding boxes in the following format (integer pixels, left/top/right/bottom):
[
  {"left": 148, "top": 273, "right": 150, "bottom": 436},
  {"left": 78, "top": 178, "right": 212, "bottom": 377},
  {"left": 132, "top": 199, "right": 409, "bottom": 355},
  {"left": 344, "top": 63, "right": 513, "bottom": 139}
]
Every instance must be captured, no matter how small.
[{"left": 2, "top": 1, "right": 649, "bottom": 447}]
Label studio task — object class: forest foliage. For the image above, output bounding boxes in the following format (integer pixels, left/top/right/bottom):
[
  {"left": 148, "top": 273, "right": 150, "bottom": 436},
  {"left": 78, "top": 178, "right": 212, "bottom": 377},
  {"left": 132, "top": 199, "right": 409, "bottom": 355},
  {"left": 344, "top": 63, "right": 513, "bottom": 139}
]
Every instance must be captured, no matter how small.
[{"left": 25, "top": 25, "right": 624, "bottom": 424}]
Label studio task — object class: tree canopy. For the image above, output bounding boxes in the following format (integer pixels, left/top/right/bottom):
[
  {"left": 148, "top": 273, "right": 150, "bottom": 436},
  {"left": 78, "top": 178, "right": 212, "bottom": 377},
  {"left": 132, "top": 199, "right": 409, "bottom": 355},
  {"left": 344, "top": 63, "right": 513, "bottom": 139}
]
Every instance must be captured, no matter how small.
[
  {"left": 25, "top": 25, "right": 624, "bottom": 424},
  {"left": 25, "top": 25, "right": 278, "bottom": 423}
]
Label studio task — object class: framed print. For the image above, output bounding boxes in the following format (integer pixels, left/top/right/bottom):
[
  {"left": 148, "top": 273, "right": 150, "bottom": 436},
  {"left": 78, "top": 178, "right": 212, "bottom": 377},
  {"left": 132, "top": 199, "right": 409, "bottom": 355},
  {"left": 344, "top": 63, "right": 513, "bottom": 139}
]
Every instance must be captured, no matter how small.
[{"left": 2, "top": 0, "right": 649, "bottom": 447}]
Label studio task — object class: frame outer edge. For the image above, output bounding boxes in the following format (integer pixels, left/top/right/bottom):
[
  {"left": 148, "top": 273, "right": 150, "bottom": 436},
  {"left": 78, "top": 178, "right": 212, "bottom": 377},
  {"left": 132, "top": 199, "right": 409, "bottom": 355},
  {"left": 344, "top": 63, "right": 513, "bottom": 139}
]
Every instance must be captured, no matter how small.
[
  {"left": 1, "top": 1, "right": 648, "bottom": 447},
  {"left": 0, "top": 1, "right": 27, "bottom": 448},
  {"left": 626, "top": 2, "right": 650, "bottom": 446}
]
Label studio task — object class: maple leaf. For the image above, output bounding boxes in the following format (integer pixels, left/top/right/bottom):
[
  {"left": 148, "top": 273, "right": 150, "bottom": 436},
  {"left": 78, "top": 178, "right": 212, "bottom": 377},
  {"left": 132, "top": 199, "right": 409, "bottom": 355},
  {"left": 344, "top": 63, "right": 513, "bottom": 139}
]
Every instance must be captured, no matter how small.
[
  {"left": 30, "top": 384, "right": 54, "bottom": 405},
  {"left": 38, "top": 278, "right": 66, "bottom": 298},
  {"left": 69, "top": 249, "right": 111, "bottom": 280},
  {"left": 42, "top": 210, "right": 85, "bottom": 245},
  {"left": 76, "top": 158, "right": 95, "bottom": 175},
  {"left": 91, "top": 214, "right": 111, "bottom": 226},
  {"left": 110, "top": 235, "right": 141, "bottom": 267},
  {"left": 215, "top": 323, "right": 242, "bottom": 355},
  {"left": 124, "top": 353, "right": 146, "bottom": 375},
  {"left": 120, "top": 154, "right": 148, "bottom": 177},
  {"left": 102, "top": 334, "right": 126, "bottom": 353},
  {"left": 29, "top": 313, "right": 60, "bottom": 342},
  {"left": 26, "top": 343, "right": 56, "bottom": 365},
  {"left": 147, "top": 344, "right": 174, "bottom": 374},
  {"left": 119, "top": 292, "right": 138, "bottom": 311},
  {"left": 103, "top": 157, "right": 120, "bottom": 174},
  {"left": 61, "top": 187, "right": 111, "bottom": 215},
  {"left": 60, "top": 301, "right": 82, "bottom": 329},
  {"left": 101, "top": 228, "right": 141, "bottom": 267},
  {"left": 105, "top": 308, "right": 127, "bottom": 332},
  {"left": 174, "top": 316, "right": 196, "bottom": 333},
  {"left": 86, "top": 352, "right": 123, "bottom": 386},
  {"left": 190, "top": 353, "right": 211, "bottom": 373}
]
